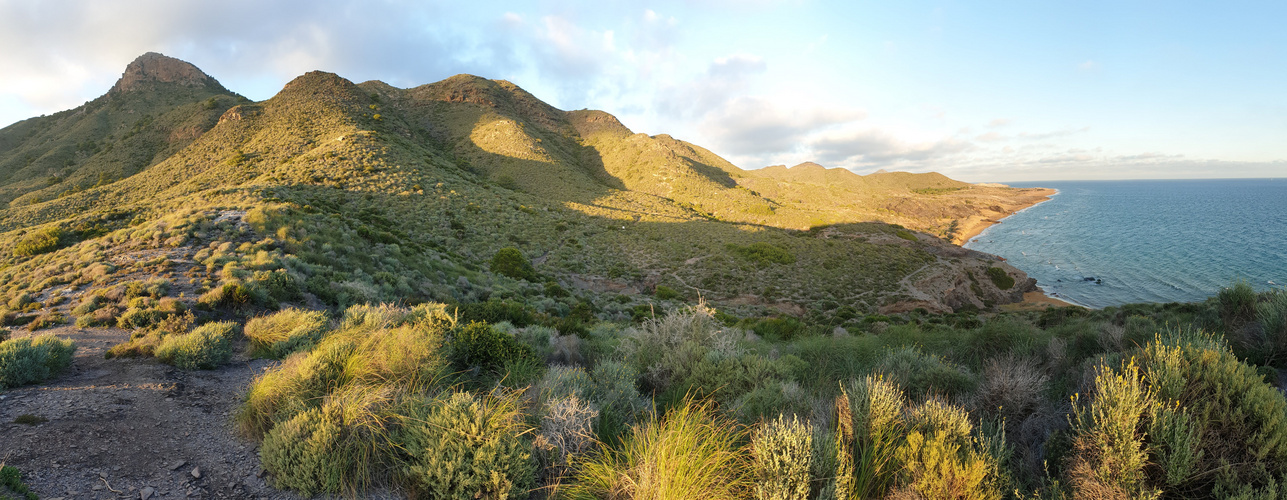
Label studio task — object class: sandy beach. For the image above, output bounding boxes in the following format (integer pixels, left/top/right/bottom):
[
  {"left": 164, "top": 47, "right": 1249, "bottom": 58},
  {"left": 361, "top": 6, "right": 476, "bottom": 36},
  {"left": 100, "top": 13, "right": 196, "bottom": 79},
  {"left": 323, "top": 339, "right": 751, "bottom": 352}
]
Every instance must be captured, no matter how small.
[{"left": 952, "top": 187, "right": 1057, "bottom": 246}]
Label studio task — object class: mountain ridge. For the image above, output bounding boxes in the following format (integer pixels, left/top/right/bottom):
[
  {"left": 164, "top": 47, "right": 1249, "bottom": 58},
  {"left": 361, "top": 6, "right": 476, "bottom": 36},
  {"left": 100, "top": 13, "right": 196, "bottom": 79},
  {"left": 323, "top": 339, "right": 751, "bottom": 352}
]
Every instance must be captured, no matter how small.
[{"left": 0, "top": 53, "right": 1052, "bottom": 326}]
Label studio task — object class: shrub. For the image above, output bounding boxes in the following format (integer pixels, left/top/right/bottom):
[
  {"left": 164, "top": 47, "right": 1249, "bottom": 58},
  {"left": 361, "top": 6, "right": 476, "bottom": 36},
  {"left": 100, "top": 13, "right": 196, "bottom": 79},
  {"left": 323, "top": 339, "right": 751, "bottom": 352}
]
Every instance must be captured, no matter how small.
[
  {"left": 845, "top": 375, "right": 906, "bottom": 499},
  {"left": 537, "top": 364, "right": 593, "bottom": 404},
  {"left": 449, "top": 321, "right": 535, "bottom": 376},
  {"left": 654, "top": 285, "right": 681, "bottom": 300},
  {"left": 260, "top": 407, "right": 348, "bottom": 496},
  {"left": 534, "top": 396, "right": 599, "bottom": 485},
  {"left": 0, "top": 334, "right": 76, "bottom": 389},
  {"left": 260, "top": 385, "right": 395, "bottom": 497},
  {"left": 588, "top": 360, "right": 646, "bottom": 437},
  {"left": 1137, "top": 332, "right": 1287, "bottom": 495},
  {"left": 245, "top": 308, "right": 330, "bottom": 358},
  {"left": 13, "top": 226, "right": 65, "bottom": 256},
  {"left": 1255, "top": 290, "right": 1287, "bottom": 366},
  {"left": 238, "top": 304, "right": 453, "bottom": 439},
  {"left": 753, "top": 316, "right": 806, "bottom": 341},
  {"left": 116, "top": 305, "right": 167, "bottom": 329},
  {"left": 977, "top": 354, "right": 1048, "bottom": 422},
  {"left": 874, "top": 347, "right": 977, "bottom": 401},
  {"left": 455, "top": 299, "right": 536, "bottom": 327},
  {"left": 6, "top": 293, "right": 34, "bottom": 311},
  {"left": 104, "top": 311, "right": 194, "bottom": 359},
  {"left": 1218, "top": 280, "right": 1257, "bottom": 329},
  {"left": 26, "top": 311, "right": 65, "bottom": 331},
  {"left": 491, "top": 247, "right": 538, "bottom": 281},
  {"left": 155, "top": 321, "right": 237, "bottom": 370},
  {"left": 398, "top": 391, "right": 536, "bottom": 500},
  {"left": 895, "top": 399, "right": 1002, "bottom": 500},
  {"left": 728, "top": 242, "right": 796, "bottom": 266},
  {"left": 71, "top": 293, "right": 108, "bottom": 316},
  {"left": 751, "top": 414, "right": 813, "bottom": 500},
  {"left": 1066, "top": 360, "right": 1157, "bottom": 499},
  {"left": 568, "top": 399, "right": 748, "bottom": 500},
  {"left": 985, "top": 267, "right": 1014, "bottom": 290},
  {"left": 895, "top": 230, "right": 918, "bottom": 241}
]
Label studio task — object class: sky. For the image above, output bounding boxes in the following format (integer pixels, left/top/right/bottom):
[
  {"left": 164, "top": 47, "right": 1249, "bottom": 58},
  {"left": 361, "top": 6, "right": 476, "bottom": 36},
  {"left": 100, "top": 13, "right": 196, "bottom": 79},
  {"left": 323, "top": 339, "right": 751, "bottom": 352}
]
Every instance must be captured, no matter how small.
[{"left": 1, "top": 0, "right": 1285, "bottom": 182}]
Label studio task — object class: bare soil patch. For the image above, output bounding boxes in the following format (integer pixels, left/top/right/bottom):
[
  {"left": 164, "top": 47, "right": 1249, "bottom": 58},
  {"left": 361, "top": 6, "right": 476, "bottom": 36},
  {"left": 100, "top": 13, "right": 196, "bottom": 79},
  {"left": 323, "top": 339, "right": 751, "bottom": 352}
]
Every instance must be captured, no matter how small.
[{"left": 1, "top": 325, "right": 292, "bottom": 500}]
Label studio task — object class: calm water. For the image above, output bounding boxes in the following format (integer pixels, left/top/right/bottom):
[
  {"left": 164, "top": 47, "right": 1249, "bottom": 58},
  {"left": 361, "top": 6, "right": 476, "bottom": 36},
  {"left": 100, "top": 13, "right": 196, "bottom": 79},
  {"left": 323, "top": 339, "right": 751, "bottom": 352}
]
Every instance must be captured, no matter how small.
[{"left": 964, "top": 178, "right": 1287, "bottom": 308}]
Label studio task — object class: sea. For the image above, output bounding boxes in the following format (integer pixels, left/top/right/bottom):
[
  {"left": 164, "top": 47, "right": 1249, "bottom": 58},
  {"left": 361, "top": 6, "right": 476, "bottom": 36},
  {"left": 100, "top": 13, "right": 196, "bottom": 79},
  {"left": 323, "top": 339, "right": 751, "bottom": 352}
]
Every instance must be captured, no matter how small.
[{"left": 964, "top": 178, "right": 1287, "bottom": 309}]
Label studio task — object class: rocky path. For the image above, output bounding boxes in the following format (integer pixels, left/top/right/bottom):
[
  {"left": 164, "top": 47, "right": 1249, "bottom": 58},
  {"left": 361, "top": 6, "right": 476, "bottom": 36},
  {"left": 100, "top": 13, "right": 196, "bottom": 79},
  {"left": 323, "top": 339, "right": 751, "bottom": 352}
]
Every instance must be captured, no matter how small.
[{"left": 0, "top": 326, "right": 293, "bottom": 500}]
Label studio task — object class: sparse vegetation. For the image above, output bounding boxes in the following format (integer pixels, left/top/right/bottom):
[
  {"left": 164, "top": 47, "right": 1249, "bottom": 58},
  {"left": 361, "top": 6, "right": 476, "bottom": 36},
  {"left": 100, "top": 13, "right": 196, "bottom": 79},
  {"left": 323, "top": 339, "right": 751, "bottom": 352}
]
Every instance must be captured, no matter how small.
[{"left": 986, "top": 266, "right": 1015, "bottom": 290}]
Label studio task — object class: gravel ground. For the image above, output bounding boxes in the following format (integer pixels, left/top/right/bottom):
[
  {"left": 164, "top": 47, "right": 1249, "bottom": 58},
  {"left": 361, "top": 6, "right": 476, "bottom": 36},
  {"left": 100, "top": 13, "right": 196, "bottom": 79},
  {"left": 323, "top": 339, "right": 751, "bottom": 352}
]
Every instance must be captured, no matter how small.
[{"left": 0, "top": 325, "right": 295, "bottom": 500}]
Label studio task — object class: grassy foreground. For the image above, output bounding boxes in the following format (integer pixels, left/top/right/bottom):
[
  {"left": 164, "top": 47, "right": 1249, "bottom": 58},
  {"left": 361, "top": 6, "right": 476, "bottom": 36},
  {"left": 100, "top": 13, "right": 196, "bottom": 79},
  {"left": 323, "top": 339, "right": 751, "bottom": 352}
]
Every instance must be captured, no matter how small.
[{"left": 213, "top": 281, "right": 1287, "bottom": 499}]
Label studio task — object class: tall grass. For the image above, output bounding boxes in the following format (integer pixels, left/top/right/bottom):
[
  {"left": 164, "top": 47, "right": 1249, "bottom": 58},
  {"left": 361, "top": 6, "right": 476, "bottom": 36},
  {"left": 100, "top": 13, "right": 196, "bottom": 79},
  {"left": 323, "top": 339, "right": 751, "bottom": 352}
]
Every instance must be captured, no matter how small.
[
  {"left": 568, "top": 399, "right": 748, "bottom": 500},
  {"left": 244, "top": 308, "right": 329, "bottom": 358},
  {"left": 155, "top": 321, "right": 236, "bottom": 370}
]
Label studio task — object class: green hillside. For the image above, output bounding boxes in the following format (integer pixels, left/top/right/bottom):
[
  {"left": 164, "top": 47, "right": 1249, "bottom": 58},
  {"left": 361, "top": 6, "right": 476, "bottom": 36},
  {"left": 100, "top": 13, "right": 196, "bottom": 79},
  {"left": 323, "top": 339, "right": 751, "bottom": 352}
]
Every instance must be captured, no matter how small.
[
  {"left": 0, "top": 53, "right": 1048, "bottom": 336},
  {"left": 4, "top": 53, "right": 1287, "bottom": 500}
]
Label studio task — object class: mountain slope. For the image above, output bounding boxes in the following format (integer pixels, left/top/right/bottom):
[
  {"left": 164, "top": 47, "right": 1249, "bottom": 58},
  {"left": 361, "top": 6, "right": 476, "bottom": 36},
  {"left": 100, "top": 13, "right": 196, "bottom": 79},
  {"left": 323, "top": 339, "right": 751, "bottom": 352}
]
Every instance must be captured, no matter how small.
[
  {"left": 0, "top": 53, "right": 239, "bottom": 215},
  {"left": 0, "top": 54, "right": 1048, "bottom": 335}
]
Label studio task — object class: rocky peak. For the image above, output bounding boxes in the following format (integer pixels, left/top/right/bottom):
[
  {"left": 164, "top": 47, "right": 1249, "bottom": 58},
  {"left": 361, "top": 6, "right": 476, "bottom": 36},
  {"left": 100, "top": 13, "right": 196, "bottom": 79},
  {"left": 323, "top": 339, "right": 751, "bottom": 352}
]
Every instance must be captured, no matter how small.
[{"left": 111, "top": 52, "right": 221, "bottom": 94}]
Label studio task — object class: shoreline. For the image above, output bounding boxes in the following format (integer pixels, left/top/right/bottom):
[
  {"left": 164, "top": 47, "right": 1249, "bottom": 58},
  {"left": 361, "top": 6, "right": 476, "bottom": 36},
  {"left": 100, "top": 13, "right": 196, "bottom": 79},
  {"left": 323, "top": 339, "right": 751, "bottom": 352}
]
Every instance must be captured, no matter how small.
[
  {"left": 955, "top": 187, "right": 1059, "bottom": 246},
  {"left": 956, "top": 187, "right": 1078, "bottom": 309}
]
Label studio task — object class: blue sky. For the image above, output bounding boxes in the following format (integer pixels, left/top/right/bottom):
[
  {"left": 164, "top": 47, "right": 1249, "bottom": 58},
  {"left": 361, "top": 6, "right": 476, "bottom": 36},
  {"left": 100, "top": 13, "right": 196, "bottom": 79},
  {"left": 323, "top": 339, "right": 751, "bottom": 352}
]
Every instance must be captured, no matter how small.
[{"left": 1, "top": 0, "right": 1284, "bottom": 182}]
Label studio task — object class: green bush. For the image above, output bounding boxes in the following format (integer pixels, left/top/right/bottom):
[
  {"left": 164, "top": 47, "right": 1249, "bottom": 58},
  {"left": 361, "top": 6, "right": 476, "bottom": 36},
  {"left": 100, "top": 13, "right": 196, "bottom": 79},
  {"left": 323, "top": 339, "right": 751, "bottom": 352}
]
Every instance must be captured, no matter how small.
[
  {"left": 728, "top": 242, "right": 796, "bottom": 266},
  {"left": 1255, "top": 290, "right": 1287, "bottom": 365},
  {"left": 155, "top": 321, "right": 237, "bottom": 370},
  {"left": 399, "top": 391, "right": 536, "bottom": 500},
  {"left": 454, "top": 299, "right": 536, "bottom": 327},
  {"left": 895, "top": 230, "right": 918, "bottom": 241},
  {"left": 6, "top": 293, "right": 34, "bottom": 311},
  {"left": 1066, "top": 360, "right": 1156, "bottom": 499},
  {"left": 1218, "top": 280, "right": 1257, "bottom": 328},
  {"left": 1137, "top": 332, "right": 1287, "bottom": 495},
  {"left": 588, "top": 360, "right": 646, "bottom": 437},
  {"left": 751, "top": 414, "right": 813, "bottom": 500},
  {"left": 25, "top": 311, "right": 65, "bottom": 331},
  {"left": 245, "top": 308, "right": 330, "bottom": 358},
  {"left": 260, "top": 386, "right": 393, "bottom": 497},
  {"left": 13, "top": 226, "right": 65, "bottom": 256},
  {"left": 752, "top": 317, "right": 806, "bottom": 341},
  {"left": 985, "top": 267, "right": 1014, "bottom": 290},
  {"left": 449, "top": 321, "right": 535, "bottom": 375},
  {"left": 0, "top": 334, "right": 76, "bottom": 389},
  {"left": 260, "top": 407, "right": 348, "bottom": 496},
  {"left": 654, "top": 285, "right": 681, "bottom": 300},
  {"left": 895, "top": 399, "right": 1002, "bottom": 500},
  {"left": 491, "top": 247, "right": 538, "bottom": 281},
  {"left": 874, "top": 347, "right": 978, "bottom": 400}
]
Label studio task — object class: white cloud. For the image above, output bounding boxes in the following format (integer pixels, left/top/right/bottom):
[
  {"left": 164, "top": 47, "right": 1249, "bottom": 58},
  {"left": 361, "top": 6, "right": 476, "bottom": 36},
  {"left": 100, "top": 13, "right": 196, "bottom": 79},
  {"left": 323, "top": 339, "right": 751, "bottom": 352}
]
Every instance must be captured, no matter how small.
[
  {"left": 1078, "top": 60, "right": 1099, "bottom": 71},
  {"left": 808, "top": 129, "right": 973, "bottom": 167}
]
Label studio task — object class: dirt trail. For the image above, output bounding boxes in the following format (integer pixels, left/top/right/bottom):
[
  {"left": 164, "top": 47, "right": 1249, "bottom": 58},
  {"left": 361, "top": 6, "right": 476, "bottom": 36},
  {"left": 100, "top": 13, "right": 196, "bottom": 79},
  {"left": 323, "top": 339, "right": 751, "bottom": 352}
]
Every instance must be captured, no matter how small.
[{"left": 0, "top": 326, "right": 293, "bottom": 500}]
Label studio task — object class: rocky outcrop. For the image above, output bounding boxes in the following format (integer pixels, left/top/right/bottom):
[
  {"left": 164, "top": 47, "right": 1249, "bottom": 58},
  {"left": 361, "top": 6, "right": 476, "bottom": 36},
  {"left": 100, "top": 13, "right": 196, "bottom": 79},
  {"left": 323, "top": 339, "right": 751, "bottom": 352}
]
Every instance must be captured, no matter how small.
[{"left": 110, "top": 52, "right": 223, "bottom": 94}]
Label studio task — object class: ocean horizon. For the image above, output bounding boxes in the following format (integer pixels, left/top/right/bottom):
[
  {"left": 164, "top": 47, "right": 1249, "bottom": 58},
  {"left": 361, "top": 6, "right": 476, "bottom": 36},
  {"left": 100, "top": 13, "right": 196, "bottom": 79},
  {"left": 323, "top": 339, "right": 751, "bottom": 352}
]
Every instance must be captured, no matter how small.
[{"left": 964, "top": 177, "right": 1287, "bottom": 309}]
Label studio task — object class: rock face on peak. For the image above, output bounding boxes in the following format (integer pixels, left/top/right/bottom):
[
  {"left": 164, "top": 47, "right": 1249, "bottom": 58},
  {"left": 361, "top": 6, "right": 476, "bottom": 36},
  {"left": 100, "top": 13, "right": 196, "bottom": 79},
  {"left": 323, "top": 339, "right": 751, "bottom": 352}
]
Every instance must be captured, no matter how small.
[{"left": 110, "top": 52, "right": 223, "bottom": 94}]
